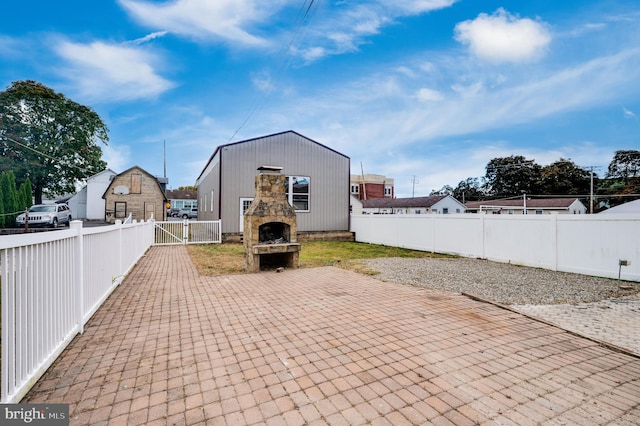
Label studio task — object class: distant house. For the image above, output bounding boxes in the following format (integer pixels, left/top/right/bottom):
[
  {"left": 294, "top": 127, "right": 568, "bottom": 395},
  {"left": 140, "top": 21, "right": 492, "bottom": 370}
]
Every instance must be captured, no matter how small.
[
  {"left": 195, "top": 130, "right": 350, "bottom": 236},
  {"left": 350, "top": 195, "right": 364, "bottom": 215},
  {"left": 359, "top": 195, "right": 466, "bottom": 215},
  {"left": 465, "top": 198, "right": 587, "bottom": 214},
  {"left": 67, "top": 169, "right": 117, "bottom": 220},
  {"left": 350, "top": 174, "right": 394, "bottom": 200},
  {"left": 166, "top": 189, "right": 198, "bottom": 215},
  {"left": 103, "top": 165, "right": 168, "bottom": 223},
  {"left": 598, "top": 199, "right": 640, "bottom": 214}
]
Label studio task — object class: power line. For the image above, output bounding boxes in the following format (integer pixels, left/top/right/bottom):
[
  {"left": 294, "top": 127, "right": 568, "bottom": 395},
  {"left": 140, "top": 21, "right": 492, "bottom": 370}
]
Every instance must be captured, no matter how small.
[
  {"left": 227, "top": 0, "right": 322, "bottom": 143},
  {"left": 0, "top": 133, "right": 99, "bottom": 177}
]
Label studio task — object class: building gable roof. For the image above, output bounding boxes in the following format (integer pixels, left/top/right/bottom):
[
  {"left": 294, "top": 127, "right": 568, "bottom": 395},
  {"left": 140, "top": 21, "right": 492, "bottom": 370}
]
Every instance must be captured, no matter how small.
[
  {"left": 196, "top": 130, "right": 349, "bottom": 182},
  {"left": 102, "top": 165, "right": 168, "bottom": 201},
  {"left": 465, "top": 197, "right": 583, "bottom": 209},
  {"left": 87, "top": 168, "right": 117, "bottom": 181},
  {"left": 362, "top": 195, "right": 448, "bottom": 209},
  {"left": 599, "top": 199, "right": 640, "bottom": 214}
]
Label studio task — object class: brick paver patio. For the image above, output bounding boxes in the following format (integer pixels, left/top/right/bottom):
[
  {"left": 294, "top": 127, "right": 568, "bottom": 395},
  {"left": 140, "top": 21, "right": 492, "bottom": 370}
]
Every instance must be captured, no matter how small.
[{"left": 24, "top": 246, "right": 640, "bottom": 425}]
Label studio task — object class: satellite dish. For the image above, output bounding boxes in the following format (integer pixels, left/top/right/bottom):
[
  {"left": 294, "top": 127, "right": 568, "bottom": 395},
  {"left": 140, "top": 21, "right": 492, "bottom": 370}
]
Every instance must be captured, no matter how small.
[{"left": 114, "top": 185, "right": 130, "bottom": 195}]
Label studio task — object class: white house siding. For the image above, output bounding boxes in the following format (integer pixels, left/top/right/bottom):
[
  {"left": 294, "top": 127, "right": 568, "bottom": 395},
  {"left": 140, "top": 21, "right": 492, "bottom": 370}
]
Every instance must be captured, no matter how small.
[
  {"left": 359, "top": 195, "right": 466, "bottom": 215},
  {"left": 197, "top": 131, "right": 350, "bottom": 234},
  {"left": 67, "top": 187, "right": 87, "bottom": 219},
  {"left": 568, "top": 200, "right": 588, "bottom": 214},
  {"left": 350, "top": 195, "right": 363, "bottom": 215},
  {"left": 86, "top": 170, "right": 116, "bottom": 219},
  {"left": 67, "top": 169, "right": 116, "bottom": 220},
  {"left": 432, "top": 198, "right": 466, "bottom": 214}
]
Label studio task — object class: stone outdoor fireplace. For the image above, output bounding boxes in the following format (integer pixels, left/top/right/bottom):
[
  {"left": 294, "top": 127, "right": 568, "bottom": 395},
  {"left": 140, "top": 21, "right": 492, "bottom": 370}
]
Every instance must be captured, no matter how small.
[{"left": 243, "top": 166, "right": 301, "bottom": 272}]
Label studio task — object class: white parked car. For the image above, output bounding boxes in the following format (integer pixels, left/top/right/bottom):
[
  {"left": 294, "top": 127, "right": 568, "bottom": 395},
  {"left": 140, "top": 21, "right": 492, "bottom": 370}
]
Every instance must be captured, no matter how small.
[{"left": 15, "top": 203, "right": 73, "bottom": 228}]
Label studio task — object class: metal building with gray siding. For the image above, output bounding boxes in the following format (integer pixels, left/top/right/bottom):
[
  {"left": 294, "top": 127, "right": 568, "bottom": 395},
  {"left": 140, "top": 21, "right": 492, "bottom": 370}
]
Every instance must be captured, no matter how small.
[{"left": 196, "top": 131, "right": 350, "bottom": 235}]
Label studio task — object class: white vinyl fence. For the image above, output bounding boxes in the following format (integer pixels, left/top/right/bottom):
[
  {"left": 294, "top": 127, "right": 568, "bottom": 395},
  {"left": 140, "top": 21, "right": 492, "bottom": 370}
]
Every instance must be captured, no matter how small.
[
  {"left": 1, "top": 220, "right": 154, "bottom": 403},
  {"left": 351, "top": 213, "right": 640, "bottom": 282}
]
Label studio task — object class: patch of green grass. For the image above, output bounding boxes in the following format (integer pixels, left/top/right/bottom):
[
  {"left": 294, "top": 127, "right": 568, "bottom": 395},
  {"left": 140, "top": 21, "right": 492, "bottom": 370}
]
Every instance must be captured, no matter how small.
[{"left": 188, "top": 241, "right": 453, "bottom": 276}]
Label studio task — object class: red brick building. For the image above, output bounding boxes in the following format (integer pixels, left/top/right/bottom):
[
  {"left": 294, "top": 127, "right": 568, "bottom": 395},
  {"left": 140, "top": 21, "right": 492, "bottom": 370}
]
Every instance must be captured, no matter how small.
[{"left": 350, "top": 174, "right": 394, "bottom": 200}]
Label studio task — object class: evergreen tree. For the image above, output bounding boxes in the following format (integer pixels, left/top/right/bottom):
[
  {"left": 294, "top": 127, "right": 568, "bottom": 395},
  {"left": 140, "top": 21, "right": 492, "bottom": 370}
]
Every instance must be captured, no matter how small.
[
  {"left": 0, "top": 171, "right": 19, "bottom": 227},
  {"left": 0, "top": 181, "right": 4, "bottom": 228},
  {"left": 18, "top": 177, "right": 33, "bottom": 211}
]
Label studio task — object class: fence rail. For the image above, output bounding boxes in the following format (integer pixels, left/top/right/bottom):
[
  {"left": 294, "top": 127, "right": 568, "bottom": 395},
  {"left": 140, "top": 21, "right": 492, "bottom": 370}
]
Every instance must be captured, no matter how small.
[
  {"left": 350, "top": 213, "right": 640, "bottom": 282},
  {"left": 153, "top": 220, "right": 222, "bottom": 245},
  {"left": 1, "top": 220, "right": 154, "bottom": 403}
]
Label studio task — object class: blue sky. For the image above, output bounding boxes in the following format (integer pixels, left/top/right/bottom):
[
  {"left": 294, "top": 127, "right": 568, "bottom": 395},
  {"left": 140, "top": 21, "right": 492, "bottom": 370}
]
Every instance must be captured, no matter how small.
[{"left": 1, "top": 1, "right": 639, "bottom": 197}]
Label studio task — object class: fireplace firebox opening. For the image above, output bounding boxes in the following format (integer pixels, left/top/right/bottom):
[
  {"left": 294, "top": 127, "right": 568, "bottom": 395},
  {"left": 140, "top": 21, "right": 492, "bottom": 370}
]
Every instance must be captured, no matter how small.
[{"left": 259, "top": 222, "right": 290, "bottom": 244}]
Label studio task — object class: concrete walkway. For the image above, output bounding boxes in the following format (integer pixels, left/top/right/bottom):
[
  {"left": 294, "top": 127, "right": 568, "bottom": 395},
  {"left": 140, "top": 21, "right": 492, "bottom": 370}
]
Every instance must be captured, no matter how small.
[
  {"left": 513, "top": 296, "right": 640, "bottom": 357},
  {"left": 24, "top": 246, "right": 640, "bottom": 425}
]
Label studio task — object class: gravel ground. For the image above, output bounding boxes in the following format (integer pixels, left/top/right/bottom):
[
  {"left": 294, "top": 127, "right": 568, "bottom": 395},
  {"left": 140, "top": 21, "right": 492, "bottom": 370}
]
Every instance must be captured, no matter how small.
[{"left": 362, "top": 257, "right": 640, "bottom": 306}]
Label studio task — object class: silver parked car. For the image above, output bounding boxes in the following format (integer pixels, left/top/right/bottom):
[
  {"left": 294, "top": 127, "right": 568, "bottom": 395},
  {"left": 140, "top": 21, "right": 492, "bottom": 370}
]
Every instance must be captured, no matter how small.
[
  {"left": 15, "top": 203, "right": 73, "bottom": 228},
  {"left": 178, "top": 207, "right": 198, "bottom": 219}
]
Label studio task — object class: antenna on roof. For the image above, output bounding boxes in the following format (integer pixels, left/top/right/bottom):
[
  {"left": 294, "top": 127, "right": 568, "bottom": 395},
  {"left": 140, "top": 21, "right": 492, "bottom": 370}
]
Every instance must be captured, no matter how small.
[{"left": 163, "top": 139, "right": 167, "bottom": 179}]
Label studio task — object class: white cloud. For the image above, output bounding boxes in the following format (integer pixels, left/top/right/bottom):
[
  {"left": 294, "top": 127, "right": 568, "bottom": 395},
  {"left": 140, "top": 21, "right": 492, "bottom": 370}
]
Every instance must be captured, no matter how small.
[
  {"left": 393, "top": 0, "right": 458, "bottom": 15},
  {"left": 118, "top": 0, "right": 286, "bottom": 46},
  {"left": 295, "top": 0, "right": 457, "bottom": 62},
  {"left": 251, "top": 71, "right": 275, "bottom": 93},
  {"left": 299, "top": 46, "right": 327, "bottom": 62},
  {"left": 54, "top": 40, "right": 175, "bottom": 102},
  {"left": 0, "top": 35, "right": 24, "bottom": 58},
  {"left": 623, "top": 107, "right": 636, "bottom": 118},
  {"left": 127, "top": 31, "right": 169, "bottom": 45},
  {"left": 454, "top": 8, "right": 551, "bottom": 63},
  {"left": 264, "top": 43, "right": 640, "bottom": 197},
  {"left": 399, "top": 48, "right": 640, "bottom": 142},
  {"left": 102, "top": 144, "right": 131, "bottom": 173},
  {"left": 416, "top": 87, "right": 444, "bottom": 102}
]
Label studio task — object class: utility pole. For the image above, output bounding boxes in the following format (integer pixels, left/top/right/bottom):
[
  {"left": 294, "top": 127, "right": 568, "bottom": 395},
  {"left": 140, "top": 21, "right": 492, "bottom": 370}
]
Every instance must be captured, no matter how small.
[
  {"left": 360, "top": 162, "right": 367, "bottom": 200},
  {"left": 584, "top": 166, "right": 602, "bottom": 214},
  {"left": 411, "top": 175, "right": 419, "bottom": 198}
]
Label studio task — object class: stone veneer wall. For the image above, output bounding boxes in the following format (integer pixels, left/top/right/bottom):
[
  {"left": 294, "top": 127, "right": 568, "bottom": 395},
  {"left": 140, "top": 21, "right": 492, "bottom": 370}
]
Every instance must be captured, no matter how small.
[
  {"left": 104, "top": 168, "right": 166, "bottom": 222},
  {"left": 243, "top": 171, "right": 299, "bottom": 272}
]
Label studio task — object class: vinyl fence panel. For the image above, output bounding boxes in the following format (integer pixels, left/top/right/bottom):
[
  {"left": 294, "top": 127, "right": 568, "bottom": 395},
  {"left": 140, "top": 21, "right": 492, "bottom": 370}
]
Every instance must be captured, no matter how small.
[
  {"left": 351, "top": 213, "right": 640, "bottom": 282},
  {"left": 1, "top": 220, "right": 154, "bottom": 403}
]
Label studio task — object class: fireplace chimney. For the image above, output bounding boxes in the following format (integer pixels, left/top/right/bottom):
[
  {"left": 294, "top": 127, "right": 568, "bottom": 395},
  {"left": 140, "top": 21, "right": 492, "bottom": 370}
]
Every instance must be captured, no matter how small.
[{"left": 243, "top": 166, "right": 300, "bottom": 272}]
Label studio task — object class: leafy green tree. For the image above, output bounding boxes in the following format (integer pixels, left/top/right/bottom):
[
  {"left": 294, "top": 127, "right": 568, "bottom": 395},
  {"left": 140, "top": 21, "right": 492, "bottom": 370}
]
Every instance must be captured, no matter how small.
[
  {"left": 430, "top": 185, "right": 453, "bottom": 196},
  {"left": 539, "top": 158, "right": 591, "bottom": 195},
  {"left": 0, "top": 80, "right": 109, "bottom": 204},
  {"left": 483, "top": 156, "right": 542, "bottom": 198},
  {"left": 604, "top": 150, "right": 640, "bottom": 195},
  {"left": 452, "top": 177, "right": 485, "bottom": 202},
  {"left": 0, "top": 170, "right": 18, "bottom": 227},
  {"left": 606, "top": 150, "right": 640, "bottom": 181}
]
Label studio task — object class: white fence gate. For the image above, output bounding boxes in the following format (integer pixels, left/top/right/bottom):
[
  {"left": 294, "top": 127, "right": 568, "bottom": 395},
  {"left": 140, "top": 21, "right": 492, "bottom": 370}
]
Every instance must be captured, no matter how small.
[{"left": 153, "top": 220, "right": 222, "bottom": 245}]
